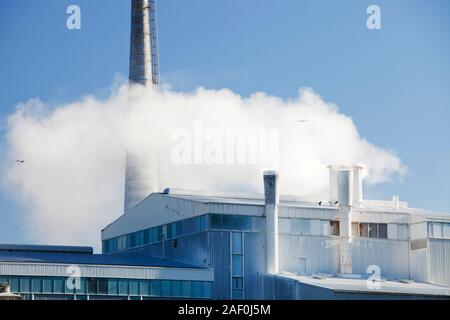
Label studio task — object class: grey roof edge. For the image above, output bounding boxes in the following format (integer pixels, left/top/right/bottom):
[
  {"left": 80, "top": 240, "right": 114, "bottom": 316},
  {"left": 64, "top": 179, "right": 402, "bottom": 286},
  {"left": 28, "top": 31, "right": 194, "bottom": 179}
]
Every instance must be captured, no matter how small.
[{"left": 0, "top": 244, "right": 93, "bottom": 254}]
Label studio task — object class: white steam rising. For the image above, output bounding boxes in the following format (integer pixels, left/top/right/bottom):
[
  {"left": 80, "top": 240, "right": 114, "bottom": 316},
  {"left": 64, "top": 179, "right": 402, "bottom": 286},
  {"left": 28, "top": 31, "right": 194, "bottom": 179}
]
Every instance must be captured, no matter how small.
[{"left": 1, "top": 84, "right": 405, "bottom": 250}]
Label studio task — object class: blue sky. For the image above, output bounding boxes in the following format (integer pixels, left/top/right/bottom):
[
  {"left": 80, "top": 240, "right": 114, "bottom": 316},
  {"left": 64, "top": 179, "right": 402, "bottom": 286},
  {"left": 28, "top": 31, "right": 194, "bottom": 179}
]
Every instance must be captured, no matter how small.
[{"left": 0, "top": 0, "right": 449, "bottom": 244}]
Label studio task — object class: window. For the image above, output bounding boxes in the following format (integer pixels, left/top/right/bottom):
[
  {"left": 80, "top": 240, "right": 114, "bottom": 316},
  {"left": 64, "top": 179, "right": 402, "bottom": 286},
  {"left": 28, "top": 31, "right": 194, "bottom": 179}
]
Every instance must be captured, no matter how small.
[
  {"left": 32, "top": 278, "right": 42, "bottom": 293},
  {"left": 232, "top": 277, "right": 243, "bottom": 290},
  {"left": 398, "top": 224, "right": 408, "bottom": 240},
  {"left": 20, "top": 278, "right": 30, "bottom": 293},
  {"left": 181, "top": 281, "right": 191, "bottom": 297},
  {"left": 444, "top": 224, "right": 450, "bottom": 239},
  {"left": 119, "top": 280, "right": 129, "bottom": 295},
  {"left": 232, "top": 216, "right": 244, "bottom": 230},
  {"left": 232, "top": 232, "right": 242, "bottom": 254},
  {"left": 150, "top": 280, "right": 161, "bottom": 296},
  {"left": 77, "top": 279, "right": 87, "bottom": 294},
  {"left": 54, "top": 278, "right": 65, "bottom": 294},
  {"left": 252, "top": 217, "right": 263, "bottom": 233},
  {"left": 279, "top": 219, "right": 291, "bottom": 234},
  {"left": 379, "top": 224, "right": 388, "bottom": 239},
  {"left": 210, "top": 214, "right": 222, "bottom": 229},
  {"left": 139, "top": 281, "right": 149, "bottom": 296},
  {"left": 161, "top": 280, "right": 171, "bottom": 297},
  {"left": 191, "top": 281, "right": 202, "bottom": 298},
  {"left": 87, "top": 278, "right": 97, "bottom": 294},
  {"left": 302, "top": 220, "right": 311, "bottom": 235},
  {"left": 223, "top": 215, "right": 233, "bottom": 230},
  {"left": 43, "top": 278, "right": 53, "bottom": 293},
  {"left": 432, "top": 223, "right": 443, "bottom": 239},
  {"left": 98, "top": 279, "right": 108, "bottom": 295},
  {"left": 368, "top": 223, "right": 378, "bottom": 238},
  {"left": 172, "top": 281, "right": 182, "bottom": 297},
  {"left": 352, "top": 223, "right": 359, "bottom": 237},
  {"left": 359, "top": 223, "right": 369, "bottom": 237},
  {"left": 130, "top": 280, "right": 139, "bottom": 296},
  {"left": 292, "top": 219, "right": 302, "bottom": 235},
  {"left": 330, "top": 221, "right": 340, "bottom": 236},
  {"left": 232, "top": 255, "right": 243, "bottom": 276},
  {"left": 108, "top": 280, "right": 118, "bottom": 295},
  {"left": 202, "top": 282, "right": 213, "bottom": 298}
]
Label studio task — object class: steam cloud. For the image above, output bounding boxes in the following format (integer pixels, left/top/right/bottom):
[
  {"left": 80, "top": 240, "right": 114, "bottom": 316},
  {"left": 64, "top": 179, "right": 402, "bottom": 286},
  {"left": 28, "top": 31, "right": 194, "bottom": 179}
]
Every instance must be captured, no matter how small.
[{"left": 1, "top": 84, "right": 405, "bottom": 250}]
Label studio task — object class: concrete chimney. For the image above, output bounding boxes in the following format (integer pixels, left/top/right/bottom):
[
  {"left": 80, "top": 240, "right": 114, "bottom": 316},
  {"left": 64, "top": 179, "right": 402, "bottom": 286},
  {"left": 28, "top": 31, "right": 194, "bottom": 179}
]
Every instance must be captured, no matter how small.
[
  {"left": 124, "top": 0, "right": 160, "bottom": 213},
  {"left": 263, "top": 170, "right": 279, "bottom": 275},
  {"left": 337, "top": 170, "right": 353, "bottom": 275}
]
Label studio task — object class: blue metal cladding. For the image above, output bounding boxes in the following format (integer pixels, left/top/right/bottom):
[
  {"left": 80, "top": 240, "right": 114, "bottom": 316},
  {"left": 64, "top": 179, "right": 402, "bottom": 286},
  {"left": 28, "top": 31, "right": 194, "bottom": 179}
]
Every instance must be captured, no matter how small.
[{"left": 210, "top": 231, "right": 231, "bottom": 299}]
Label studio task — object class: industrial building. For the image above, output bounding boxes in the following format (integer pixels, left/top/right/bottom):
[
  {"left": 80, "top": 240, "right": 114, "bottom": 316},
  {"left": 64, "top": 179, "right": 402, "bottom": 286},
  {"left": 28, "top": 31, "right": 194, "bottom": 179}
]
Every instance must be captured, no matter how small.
[{"left": 1, "top": 0, "right": 449, "bottom": 300}]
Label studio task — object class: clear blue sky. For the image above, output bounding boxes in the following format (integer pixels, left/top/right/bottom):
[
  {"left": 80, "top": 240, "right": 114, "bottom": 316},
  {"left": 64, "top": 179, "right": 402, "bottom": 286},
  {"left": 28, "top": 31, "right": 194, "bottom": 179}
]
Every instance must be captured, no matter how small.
[{"left": 0, "top": 0, "right": 449, "bottom": 244}]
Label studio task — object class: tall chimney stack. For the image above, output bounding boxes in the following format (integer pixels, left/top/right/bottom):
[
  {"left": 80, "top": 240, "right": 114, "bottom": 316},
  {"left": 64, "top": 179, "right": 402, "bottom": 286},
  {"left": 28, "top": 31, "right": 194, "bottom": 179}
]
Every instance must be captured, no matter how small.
[
  {"left": 124, "top": 0, "right": 160, "bottom": 213},
  {"left": 263, "top": 171, "right": 279, "bottom": 275},
  {"left": 337, "top": 169, "right": 353, "bottom": 275}
]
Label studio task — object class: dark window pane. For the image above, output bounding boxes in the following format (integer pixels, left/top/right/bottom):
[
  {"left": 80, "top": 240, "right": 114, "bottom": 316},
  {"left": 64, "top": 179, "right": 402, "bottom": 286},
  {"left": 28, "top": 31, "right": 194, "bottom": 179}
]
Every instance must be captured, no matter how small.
[
  {"left": 87, "top": 278, "right": 97, "bottom": 294},
  {"left": 77, "top": 279, "right": 87, "bottom": 294},
  {"left": 330, "top": 221, "right": 340, "bottom": 236},
  {"left": 369, "top": 223, "right": 378, "bottom": 238},
  {"left": 223, "top": 215, "right": 232, "bottom": 230},
  {"left": 379, "top": 224, "right": 388, "bottom": 239},
  {"left": 96, "top": 279, "right": 106, "bottom": 295},
  {"left": 242, "top": 216, "right": 252, "bottom": 231},
  {"left": 232, "top": 216, "right": 244, "bottom": 230},
  {"left": 210, "top": 214, "right": 222, "bottom": 229},
  {"left": 200, "top": 215, "right": 208, "bottom": 231},
  {"left": 252, "top": 217, "right": 263, "bottom": 233}
]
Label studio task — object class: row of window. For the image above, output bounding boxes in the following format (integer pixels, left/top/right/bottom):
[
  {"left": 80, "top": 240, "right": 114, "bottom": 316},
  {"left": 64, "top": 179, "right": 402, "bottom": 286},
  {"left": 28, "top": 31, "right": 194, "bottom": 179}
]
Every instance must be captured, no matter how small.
[
  {"left": 0, "top": 276, "right": 213, "bottom": 299},
  {"left": 279, "top": 218, "right": 340, "bottom": 236},
  {"left": 103, "top": 214, "right": 266, "bottom": 254},
  {"left": 429, "top": 222, "right": 450, "bottom": 240}
]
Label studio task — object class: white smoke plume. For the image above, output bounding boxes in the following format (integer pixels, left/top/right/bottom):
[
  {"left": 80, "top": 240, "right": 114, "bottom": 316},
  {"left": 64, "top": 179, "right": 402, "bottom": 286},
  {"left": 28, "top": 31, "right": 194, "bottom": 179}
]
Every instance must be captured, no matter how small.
[{"left": 1, "top": 84, "right": 405, "bottom": 250}]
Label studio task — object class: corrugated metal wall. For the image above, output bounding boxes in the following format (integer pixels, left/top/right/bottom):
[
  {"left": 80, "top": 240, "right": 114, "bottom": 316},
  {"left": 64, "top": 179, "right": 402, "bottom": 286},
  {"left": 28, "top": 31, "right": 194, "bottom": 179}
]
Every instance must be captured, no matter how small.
[
  {"left": 429, "top": 239, "right": 450, "bottom": 287},
  {"left": 352, "top": 238, "right": 409, "bottom": 279},
  {"left": 244, "top": 233, "right": 266, "bottom": 299},
  {"left": 410, "top": 248, "right": 429, "bottom": 283},
  {"left": 278, "top": 235, "right": 340, "bottom": 275},
  {"left": 210, "top": 231, "right": 231, "bottom": 299}
]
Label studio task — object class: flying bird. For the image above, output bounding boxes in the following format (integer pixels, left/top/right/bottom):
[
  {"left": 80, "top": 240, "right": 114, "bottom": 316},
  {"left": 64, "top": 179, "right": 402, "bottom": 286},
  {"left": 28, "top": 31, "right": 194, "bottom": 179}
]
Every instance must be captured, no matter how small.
[
  {"left": 16, "top": 160, "right": 25, "bottom": 163},
  {"left": 319, "top": 201, "right": 322, "bottom": 205},
  {"left": 297, "top": 120, "right": 307, "bottom": 123}
]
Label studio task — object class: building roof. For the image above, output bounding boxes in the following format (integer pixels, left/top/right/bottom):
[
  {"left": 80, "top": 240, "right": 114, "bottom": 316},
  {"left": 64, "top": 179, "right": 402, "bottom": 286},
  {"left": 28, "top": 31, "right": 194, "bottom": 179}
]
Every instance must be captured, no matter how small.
[
  {"left": 0, "top": 251, "right": 201, "bottom": 269},
  {"left": 0, "top": 244, "right": 93, "bottom": 255},
  {"left": 280, "top": 274, "right": 450, "bottom": 297}
]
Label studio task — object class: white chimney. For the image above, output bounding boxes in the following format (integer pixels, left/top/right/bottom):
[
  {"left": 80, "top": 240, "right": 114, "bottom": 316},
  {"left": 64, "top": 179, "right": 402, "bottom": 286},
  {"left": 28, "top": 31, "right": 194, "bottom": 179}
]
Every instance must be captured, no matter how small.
[
  {"left": 263, "top": 170, "right": 279, "bottom": 275},
  {"left": 392, "top": 195, "right": 399, "bottom": 210},
  {"left": 352, "top": 165, "right": 364, "bottom": 207},
  {"left": 337, "top": 170, "right": 353, "bottom": 275}
]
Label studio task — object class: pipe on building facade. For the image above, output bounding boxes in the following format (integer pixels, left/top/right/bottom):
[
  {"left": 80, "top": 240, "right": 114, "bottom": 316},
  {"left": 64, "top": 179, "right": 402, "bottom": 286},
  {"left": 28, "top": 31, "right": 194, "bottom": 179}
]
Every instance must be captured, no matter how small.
[
  {"left": 337, "top": 169, "right": 353, "bottom": 275},
  {"left": 263, "top": 171, "right": 279, "bottom": 275}
]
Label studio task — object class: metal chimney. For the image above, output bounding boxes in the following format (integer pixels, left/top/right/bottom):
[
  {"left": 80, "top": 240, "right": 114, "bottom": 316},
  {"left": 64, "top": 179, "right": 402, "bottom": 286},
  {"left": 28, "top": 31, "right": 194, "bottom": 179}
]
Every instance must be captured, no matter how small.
[
  {"left": 337, "top": 169, "right": 353, "bottom": 275},
  {"left": 124, "top": 0, "right": 160, "bottom": 213},
  {"left": 263, "top": 170, "right": 279, "bottom": 275}
]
